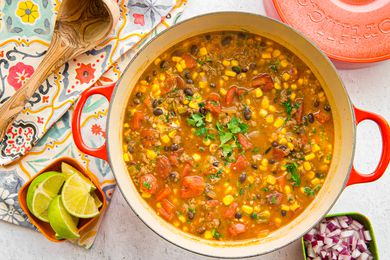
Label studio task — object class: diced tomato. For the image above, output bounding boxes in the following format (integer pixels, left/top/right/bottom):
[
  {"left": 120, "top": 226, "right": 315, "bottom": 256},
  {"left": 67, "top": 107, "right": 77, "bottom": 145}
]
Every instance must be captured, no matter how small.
[
  {"left": 224, "top": 202, "right": 238, "bottom": 219},
  {"left": 226, "top": 85, "right": 237, "bottom": 105},
  {"left": 272, "top": 147, "right": 289, "bottom": 159},
  {"left": 277, "top": 175, "right": 286, "bottom": 189},
  {"left": 180, "top": 176, "right": 205, "bottom": 199},
  {"left": 139, "top": 174, "right": 158, "bottom": 194},
  {"left": 295, "top": 102, "right": 304, "bottom": 124},
  {"left": 236, "top": 88, "right": 247, "bottom": 96},
  {"left": 140, "top": 129, "right": 156, "bottom": 147},
  {"left": 251, "top": 73, "right": 274, "bottom": 91},
  {"left": 228, "top": 223, "right": 247, "bottom": 236},
  {"left": 156, "top": 155, "right": 172, "bottom": 179},
  {"left": 237, "top": 133, "right": 253, "bottom": 150},
  {"left": 130, "top": 111, "right": 144, "bottom": 130},
  {"left": 158, "top": 199, "right": 175, "bottom": 220},
  {"left": 168, "top": 153, "right": 179, "bottom": 166},
  {"left": 230, "top": 155, "right": 248, "bottom": 172},
  {"left": 156, "top": 186, "right": 172, "bottom": 201},
  {"left": 315, "top": 110, "right": 331, "bottom": 124},
  {"left": 182, "top": 163, "right": 192, "bottom": 177},
  {"left": 182, "top": 53, "right": 197, "bottom": 69},
  {"left": 164, "top": 75, "right": 185, "bottom": 93},
  {"left": 208, "top": 92, "right": 221, "bottom": 102},
  {"left": 205, "top": 102, "right": 221, "bottom": 115},
  {"left": 143, "top": 95, "right": 151, "bottom": 107},
  {"left": 206, "top": 200, "right": 220, "bottom": 207}
]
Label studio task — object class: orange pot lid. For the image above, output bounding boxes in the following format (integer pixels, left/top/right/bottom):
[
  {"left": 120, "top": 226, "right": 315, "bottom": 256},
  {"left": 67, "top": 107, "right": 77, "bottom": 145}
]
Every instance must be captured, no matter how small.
[{"left": 271, "top": 0, "right": 390, "bottom": 63}]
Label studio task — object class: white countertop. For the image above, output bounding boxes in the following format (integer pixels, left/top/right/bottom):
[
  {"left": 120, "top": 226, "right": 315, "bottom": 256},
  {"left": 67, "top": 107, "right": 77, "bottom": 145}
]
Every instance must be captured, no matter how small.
[{"left": 1, "top": 1, "right": 389, "bottom": 259}]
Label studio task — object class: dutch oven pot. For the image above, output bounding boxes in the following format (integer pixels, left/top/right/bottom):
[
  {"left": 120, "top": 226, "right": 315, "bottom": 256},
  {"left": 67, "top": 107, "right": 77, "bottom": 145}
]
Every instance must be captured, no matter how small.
[{"left": 71, "top": 12, "right": 390, "bottom": 258}]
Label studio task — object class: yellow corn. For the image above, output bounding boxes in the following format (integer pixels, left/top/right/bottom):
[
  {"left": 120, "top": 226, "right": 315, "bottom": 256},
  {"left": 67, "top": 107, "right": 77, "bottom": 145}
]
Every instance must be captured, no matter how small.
[
  {"left": 205, "top": 113, "right": 213, "bottom": 123},
  {"left": 219, "top": 88, "right": 227, "bottom": 95},
  {"left": 192, "top": 153, "right": 201, "bottom": 161},
  {"left": 290, "top": 202, "right": 300, "bottom": 211},
  {"left": 189, "top": 101, "right": 198, "bottom": 109},
  {"left": 259, "top": 109, "right": 268, "bottom": 117},
  {"left": 173, "top": 221, "right": 180, "bottom": 227},
  {"left": 265, "top": 114, "right": 274, "bottom": 123},
  {"left": 297, "top": 78, "right": 303, "bottom": 85},
  {"left": 303, "top": 161, "right": 312, "bottom": 171},
  {"left": 192, "top": 72, "right": 198, "bottom": 80},
  {"left": 287, "top": 142, "right": 294, "bottom": 151},
  {"left": 279, "top": 137, "right": 287, "bottom": 145},
  {"left": 225, "top": 70, "right": 237, "bottom": 77},
  {"left": 161, "top": 135, "right": 170, "bottom": 144},
  {"left": 242, "top": 205, "right": 254, "bottom": 215},
  {"left": 266, "top": 175, "right": 276, "bottom": 185},
  {"left": 305, "top": 153, "right": 316, "bottom": 161},
  {"left": 261, "top": 96, "right": 270, "bottom": 109},
  {"left": 274, "top": 218, "right": 282, "bottom": 225},
  {"left": 261, "top": 53, "right": 272, "bottom": 59},
  {"left": 199, "top": 47, "right": 208, "bottom": 56},
  {"left": 274, "top": 117, "right": 284, "bottom": 128},
  {"left": 142, "top": 192, "right": 152, "bottom": 198},
  {"left": 183, "top": 99, "right": 189, "bottom": 105},
  {"left": 312, "top": 144, "right": 321, "bottom": 152},
  {"left": 159, "top": 73, "right": 166, "bottom": 81},
  {"left": 198, "top": 81, "right": 208, "bottom": 89},
  {"left": 268, "top": 105, "right": 276, "bottom": 112},
  {"left": 282, "top": 72, "right": 291, "bottom": 81},
  {"left": 261, "top": 158, "right": 268, "bottom": 167},
  {"left": 260, "top": 210, "right": 271, "bottom": 219},
  {"left": 222, "top": 60, "right": 231, "bottom": 66},
  {"left": 247, "top": 176, "right": 255, "bottom": 183},
  {"left": 311, "top": 178, "right": 321, "bottom": 185},
  {"left": 203, "top": 138, "right": 211, "bottom": 146},
  {"left": 223, "top": 195, "right": 234, "bottom": 206},
  {"left": 172, "top": 56, "right": 181, "bottom": 62},
  {"left": 178, "top": 215, "right": 186, "bottom": 223},
  {"left": 146, "top": 150, "right": 157, "bottom": 160},
  {"left": 272, "top": 49, "right": 281, "bottom": 58},
  {"left": 209, "top": 144, "right": 218, "bottom": 153},
  {"left": 290, "top": 92, "right": 296, "bottom": 101},
  {"left": 291, "top": 84, "right": 297, "bottom": 90},
  {"left": 307, "top": 171, "right": 315, "bottom": 179},
  {"left": 231, "top": 60, "right": 239, "bottom": 66},
  {"left": 176, "top": 63, "right": 183, "bottom": 73},
  {"left": 180, "top": 59, "right": 186, "bottom": 68},
  {"left": 123, "top": 153, "right": 130, "bottom": 162},
  {"left": 183, "top": 226, "right": 189, "bottom": 232},
  {"left": 168, "top": 130, "right": 176, "bottom": 138},
  {"left": 284, "top": 185, "right": 292, "bottom": 194},
  {"left": 255, "top": 88, "right": 263, "bottom": 98},
  {"left": 274, "top": 82, "right": 282, "bottom": 90},
  {"left": 204, "top": 231, "right": 213, "bottom": 239},
  {"left": 280, "top": 59, "right": 289, "bottom": 68},
  {"left": 156, "top": 202, "right": 162, "bottom": 208}
]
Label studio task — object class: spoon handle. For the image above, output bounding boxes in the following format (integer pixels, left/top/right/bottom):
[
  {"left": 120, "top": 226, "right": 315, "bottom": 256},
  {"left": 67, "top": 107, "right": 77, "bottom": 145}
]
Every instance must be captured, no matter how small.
[{"left": 0, "top": 31, "right": 76, "bottom": 139}]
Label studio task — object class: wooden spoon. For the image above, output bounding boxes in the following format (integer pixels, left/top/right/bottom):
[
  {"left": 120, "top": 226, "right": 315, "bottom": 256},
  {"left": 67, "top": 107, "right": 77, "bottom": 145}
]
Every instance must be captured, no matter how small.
[{"left": 0, "top": 0, "right": 119, "bottom": 140}]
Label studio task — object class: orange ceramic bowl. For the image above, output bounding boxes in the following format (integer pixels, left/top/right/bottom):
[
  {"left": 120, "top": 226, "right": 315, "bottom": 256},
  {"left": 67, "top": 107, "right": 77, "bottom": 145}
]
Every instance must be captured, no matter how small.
[{"left": 18, "top": 157, "right": 106, "bottom": 242}]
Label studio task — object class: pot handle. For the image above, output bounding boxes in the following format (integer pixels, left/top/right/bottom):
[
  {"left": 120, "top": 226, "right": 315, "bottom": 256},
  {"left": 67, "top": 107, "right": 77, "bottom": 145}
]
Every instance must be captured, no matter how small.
[
  {"left": 346, "top": 106, "right": 390, "bottom": 186},
  {"left": 71, "top": 83, "right": 116, "bottom": 162}
]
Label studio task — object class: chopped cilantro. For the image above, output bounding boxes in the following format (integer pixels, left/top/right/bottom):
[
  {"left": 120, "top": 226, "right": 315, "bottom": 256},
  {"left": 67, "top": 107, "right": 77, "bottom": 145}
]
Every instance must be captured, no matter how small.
[
  {"left": 221, "top": 144, "right": 234, "bottom": 158},
  {"left": 211, "top": 229, "right": 222, "bottom": 239},
  {"left": 199, "top": 147, "right": 205, "bottom": 152},
  {"left": 187, "top": 113, "right": 205, "bottom": 127},
  {"left": 270, "top": 195, "right": 278, "bottom": 205},
  {"left": 262, "top": 187, "right": 269, "bottom": 192},
  {"left": 186, "top": 95, "right": 193, "bottom": 101},
  {"left": 219, "top": 132, "right": 233, "bottom": 145},
  {"left": 251, "top": 147, "right": 260, "bottom": 154},
  {"left": 304, "top": 185, "right": 321, "bottom": 196},
  {"left": 269, "top": 59, "right": 280, "bottom": 72},
  {"left": 239, "top": 188, "right": 244, "bottom": 196},
  {"left": 143, "top": 181, "right": 151, "bottom": 189},
  {"left": 227, "top": 117, "right": 249, "bottom": 134},
  {"left": 286, "top": 163, "right": 301, "bottom": 186},
  {"left": 209, "top": 169, "right": 223, "bottom": 179}
]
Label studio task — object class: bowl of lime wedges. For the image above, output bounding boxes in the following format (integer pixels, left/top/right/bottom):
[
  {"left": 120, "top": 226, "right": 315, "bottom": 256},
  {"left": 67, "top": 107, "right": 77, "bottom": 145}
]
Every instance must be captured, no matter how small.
[{"left": 18, "top": 157, "right": 106, "bottom": 242}]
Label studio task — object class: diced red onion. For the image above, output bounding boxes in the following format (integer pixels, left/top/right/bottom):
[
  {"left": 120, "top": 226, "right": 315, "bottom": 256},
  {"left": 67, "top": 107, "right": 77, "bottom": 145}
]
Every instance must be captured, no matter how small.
[{"left": 303, "top": 216, "right": 373, "bottom": 260}]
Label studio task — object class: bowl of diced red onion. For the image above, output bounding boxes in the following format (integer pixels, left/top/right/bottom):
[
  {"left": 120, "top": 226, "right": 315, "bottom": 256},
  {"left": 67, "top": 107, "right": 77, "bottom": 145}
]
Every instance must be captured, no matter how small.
[{"left": 302, "top": 213, "right": 378, "bottom": 260}]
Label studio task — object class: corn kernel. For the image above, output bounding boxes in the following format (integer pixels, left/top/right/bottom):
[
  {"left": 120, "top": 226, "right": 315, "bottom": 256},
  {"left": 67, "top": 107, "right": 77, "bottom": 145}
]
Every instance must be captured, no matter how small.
[
  {"left": 284, "top": 185, "right": 292, "bottom": 194},
  {"left": 223, "top": 195, "right": 234, "bottom": 206},
  {"left": 303, "top": 161, "right": 312, "bottom": 171},
  {"left": 156, "top": 202, "right": 162, "bottom": 208},
  {"left": 189, "top": 101, "right": 199, "bottom": 109},
  {"left": 268, "top": 105, "right": 276, "bottom": 112},
  {"left": 242, "top": 205, "right": 254, "bottom": 215},
  {"left": 282, "top": 72, "right": 291, "bottom": 81},
  {"left": 225, "top": 70, "right": 237, "bottom": 77},
  {"left": 178, "top": 215, "right": 186, "bottom": 223},
  {"left": 199, "top": 47, "right": 208, "bottom": 56},
  {"left": 300, "top": 187, "right": 305, "bottom": 193},
  {"left": 265, "top": 114, "right": 274, "bottom": 123},
  {"left": 204, "top": 231, "right": 213, "bottom": 239},
  {"left": 259, "top": 109, "right": 268, "bottom": 117},
  {"left": 183, "top": 226, "right": 189, "bottom": 232},
  {"left": 261, "top": 96, "right": 270, "bottom": 109},
  {"left": 225, "top": 185, "right": 233, "bottom": 194},
  {"left": 291, "top": 84, "right": 297, "bottom": 90},
  {"left": 219, "top": 79, "right": 225, "bottom": 87},
  {"left": 280, "top": 59, "right": 289, "bottom": 68},
  {"left": 274, "top": 117, "right": 284, "bottom": 128},
  {"left": 274, "top": 218, "right": 282, "bottom": 225},
  {"left": 161, "top": 135, "right": 170, "bottom": 144},
  {"left": 279, "top": 137, "right": 287, "bottom": 145},
  {"left": 297, "top": 78, "right": 303, "bottom": 85},
  {"left": 123, "top": 153, "right": 130, "bottom": 162},
  {"left": 290, "top": 92, "right": 296, "bottom": 101},
  {"left": 205, "top": 113, "right": 213, "bottom": 123},
  {"left": 290, "top": 202, "right": 300, "bottom": 211},
  {"left": 222, "top": 75, "right": 229, "bottom": 81},
  {"left": 142, "top": 192, "right": 151, "bottom": 198},
  {"left": 219, "top": 88, "right": 227, "bottom": 95},
  {"left": 260, "top": 210, "right": 271, "bottom": 219},
  {"left": 272, "top": 49, "right": 281, "bottom": 58},
  {"left": 209, "top": 144, "right": 218, "bottom": 153},
  {"left": 176, "top": 63, "right": 183, "bottom": 72},
  {"left": 197, "top": 81, "right": 207, "bottom": 89},
  {"left": 253, "top": 88, "right": 263, "bottom": 99},
  {"left": 183, "top": 99, "right": 189, "bottom": 105},
  {"left": 307, "top": 171, "right": 315, "bottom": 179},
  {"left": 305, "top": 153, "right": 316, "bottom": 161},
  {"left": 222, "top": 60, "right": 231, "bottom": 66},
  {"left": 203, "top": 138, "right": 211, "bottom": 146},
  {"left": 172, "top": 56, "right": 181, "bottom": 62},
  {"left": 312, "top": 144, "right": 321, "bottom": 152},
  {"left": 168, "top": 130, "right": 176, "bottom": 138},
  {"left": 266, "top": 175, "right": 276, "bottom": 185},
  {"left": 311, "top": 178, "right": 321, "bottom": 185},
  {"left": 324, "top": 156, "right": 331, "bottom": 164},
  {"left": 259, "top": 165, "right": 267, "bottom": 171},
  {"left": 180, "top": 59, "right": 186, "bottom": 68},
  {"left": 192, "top": 72, "right": 198, "bottom": 80},
  {"left": 274, "top": 82, "right": 282, "bottom": 90},
  {"left": 231, "top": 60, "right": 239, "bottom": 66},
  {"left": 261, "top": 158, "right": 269, "bottom": 167},
  {"left": 159, "top": 74, "right": 166, "bottom": 81},
  {"left": 173, "top": 221, "right": 180, "bottom": 227},
  {"left": 154, "top": 58, "right": 161, "bottom": 65},
  {"left": 146, "top": 150, "right": 157, "bottom": 160},
  {"left": 193, "top": 153, "right": 201, "bottom": 161},
  {"left": 261, "top": 53, "right": 272, "bottom": 59},
  {"left": 247, "top": 176, "right": 255, "bottom": 183},
  {"left": 151, "top": 84, "right": 159, "bottom": 92}
]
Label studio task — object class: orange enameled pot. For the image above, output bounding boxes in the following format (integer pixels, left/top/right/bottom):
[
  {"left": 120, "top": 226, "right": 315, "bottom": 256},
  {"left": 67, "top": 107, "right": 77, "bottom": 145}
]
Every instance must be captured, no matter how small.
[{"left": 71, "top": 13, "right": 390, "bottom": 258}]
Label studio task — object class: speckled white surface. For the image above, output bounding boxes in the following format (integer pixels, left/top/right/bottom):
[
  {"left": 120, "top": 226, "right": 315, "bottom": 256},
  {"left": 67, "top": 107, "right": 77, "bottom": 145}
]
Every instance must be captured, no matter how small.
[{"left": 1, "top": 1, "right": 389, "bottom": 259}]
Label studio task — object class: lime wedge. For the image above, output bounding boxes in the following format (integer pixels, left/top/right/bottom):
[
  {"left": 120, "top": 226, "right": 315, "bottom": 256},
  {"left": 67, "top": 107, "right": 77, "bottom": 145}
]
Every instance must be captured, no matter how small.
[
  {"left": 61, "top": 162, "right": 96, "bottom": 191},
  {"left": 48, "top": 195, "right": 80, "bottom": 239},
  {"left": 91, "top": 192, "right": 103, "bottom": 208},
  {"left": 26, "top": 172, "right": 66, "bottom": 222},
  {"left": 61, "top": 174, "right": 100, "bottom": 218}
]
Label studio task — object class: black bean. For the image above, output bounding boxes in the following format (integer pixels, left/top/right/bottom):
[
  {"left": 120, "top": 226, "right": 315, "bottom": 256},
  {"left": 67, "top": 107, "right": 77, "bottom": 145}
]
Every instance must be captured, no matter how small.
[
  {"left": 170, "top": 143, "right": 179, "bottom": 151},
  {"left": 205, "top": 34, "right": 211, "bottom": 41},
  {"left": 243, "top": 107, "right": 251, "bottom": 120},
  {"left": 241, "top": 67, "right": 248, "bottom": 73},
  {"left": 308, "top": 113, "right": 315, "bottom": 123},
  {"left": 152, "top": 99, "right": 158, "bottom": 108},
  {"left": 239, "top": 172, "right": 247, "bottom": 183},
  {"left": 281, "top": 210, "right": 287, "bottom": 217},
  {"left": 169, "top": 171, "right": 179, "bottom": 182},
  {"left": 186, "top": 79, "right": 194, "bottom": 84},
  {"left": 279, "top": 145, "right": 287, "bottom": 151},
  {"left": 153, "top": 108, "right": 164, "bottom": 116},
  {"left": 212, "top": 161, "right": 219, "bottom": 167},
  {"left": 145, "top": 75, "right": 152, "bottom": 83},
  {"left": 235, "top": 212, "right": 242, "bottom": 219},
  {"left": 135, "top": 92, "right": 143, "bottom": 98},
  {"left": 187, "top": 211, "right": 195, "bottom": 220},
  {"left": 133, "top": 98, "right": 141, "bottom": 105},
  {"left": 160, "top": 60, "right": 168, "bottom": 69},
  {"left": 324, "top": 104, "right": 331, "bottom": 111},
  {"left": 199, "top": 107, "right": 207, "bottom": 115},
  {"left": 232, "top": 66, "right": 241, "bottom": 74},
  {"left": 269, "top": 159, "right": 275, "bottom": 164},
  {"left": 197, "top": 226, "right": 206, "bottom": 234},
  {"left": 221, "top": 36, "right": 232, "bottom": 46},
  {"left": 316, "top": 172, "right": 325, "bottom": 179},
  {"left": 313, "top": 100, "right": 320, "bottom": 107},
  {"left": 272, "top": 141, "right": 279, "bottom": 147},
  {"left": 190, "top": 45, "right": 198, "bottom": 55},
  {"left": 127, "top": 145, "right": 134, "bottom": 153},
  {"left": 184, "top": 88, "right": 194, "bottom": 96},
  {"left": 184, "top": 70, "right": 191, "bottom": 79},
  {"left": 209, "top": 83, "right": 216, "bottom": 88},
  {"left": 251, "top": 164, "right": 258, "bottom": 169}
]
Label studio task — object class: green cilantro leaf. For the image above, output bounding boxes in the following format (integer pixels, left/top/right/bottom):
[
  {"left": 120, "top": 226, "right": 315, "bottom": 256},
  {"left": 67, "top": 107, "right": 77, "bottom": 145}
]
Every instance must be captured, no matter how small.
[
  {"left": 187, "top": 113, "right": 205, "bottom": 127},
  {"left": 219, "top": 132, "right": 233, "bottom": 145},
  {"left": 143, "top": 181, "right": 151, "bottom": 189},
  {"left": 221, "top": 144, "right": 233, "bottom": 158},
  {"left": 286, "top": 163, "right": 300, "bottom": 186}
]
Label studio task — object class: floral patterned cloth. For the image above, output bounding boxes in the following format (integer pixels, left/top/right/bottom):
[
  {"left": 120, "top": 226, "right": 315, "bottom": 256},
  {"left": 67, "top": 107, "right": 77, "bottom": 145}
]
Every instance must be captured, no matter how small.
[{"left": 0, "top": 0, "right": 186, "bottom": 248}]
